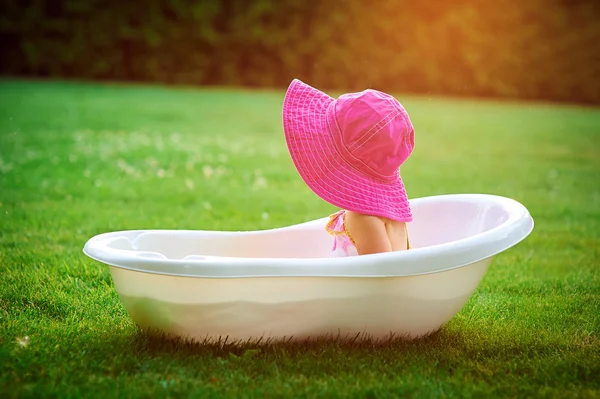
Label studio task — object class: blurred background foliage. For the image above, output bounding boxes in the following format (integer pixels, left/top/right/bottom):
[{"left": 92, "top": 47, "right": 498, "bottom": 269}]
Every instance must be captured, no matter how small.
[{"left": 1, "top": 0, "right": 599, "bottom": 103}]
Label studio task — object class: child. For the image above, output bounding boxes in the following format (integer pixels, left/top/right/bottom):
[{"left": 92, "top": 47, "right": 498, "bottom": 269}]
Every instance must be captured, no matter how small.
[{"left": 282, "top": 79, "right": 415, "bottom": 256}]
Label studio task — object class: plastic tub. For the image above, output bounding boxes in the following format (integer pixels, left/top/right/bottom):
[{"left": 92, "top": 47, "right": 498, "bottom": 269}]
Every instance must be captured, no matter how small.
[{"left": 83, "top": 194, "right": 534, "bottom": 342}]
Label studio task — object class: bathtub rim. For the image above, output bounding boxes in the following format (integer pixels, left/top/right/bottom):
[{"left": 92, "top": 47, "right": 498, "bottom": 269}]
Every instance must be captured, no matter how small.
[{"left": 83, "top": 193, "right": 534, "bottom": 279}]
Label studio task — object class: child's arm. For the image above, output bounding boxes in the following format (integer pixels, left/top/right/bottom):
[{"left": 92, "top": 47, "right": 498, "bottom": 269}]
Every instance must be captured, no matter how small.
[{"left": 345, "top": 211, "right": 392, "bottom": 255}]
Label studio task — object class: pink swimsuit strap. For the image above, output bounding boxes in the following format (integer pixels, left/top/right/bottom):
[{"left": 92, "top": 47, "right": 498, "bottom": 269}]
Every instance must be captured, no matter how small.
[{"left": 325, "top": 210, "right": 358, "bottom": 257}]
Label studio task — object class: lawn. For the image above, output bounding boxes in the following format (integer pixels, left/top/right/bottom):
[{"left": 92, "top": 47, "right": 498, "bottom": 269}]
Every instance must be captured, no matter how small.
[{"left": 0, "top": 79, "right": 598, "bottom": 398}]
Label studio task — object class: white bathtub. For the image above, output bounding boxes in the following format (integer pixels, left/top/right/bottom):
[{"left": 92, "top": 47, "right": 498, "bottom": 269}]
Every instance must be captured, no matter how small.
[{"left": 83, "top": 194, "right": 534, "bottom": 342}]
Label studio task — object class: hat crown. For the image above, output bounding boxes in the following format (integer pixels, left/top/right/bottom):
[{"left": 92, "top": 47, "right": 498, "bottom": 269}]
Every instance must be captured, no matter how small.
[{"left": 335, "top": 90, "right": 414, "bottom": 179}]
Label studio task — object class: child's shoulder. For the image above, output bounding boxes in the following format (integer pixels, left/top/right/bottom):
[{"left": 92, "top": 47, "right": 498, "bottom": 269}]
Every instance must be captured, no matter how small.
[{"left": 345, "top": 210, "right": 400, "bottom": 226}]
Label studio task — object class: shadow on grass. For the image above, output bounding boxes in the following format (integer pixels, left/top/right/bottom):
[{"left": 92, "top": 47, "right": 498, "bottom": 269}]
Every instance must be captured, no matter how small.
[
  {"left": 127, "top": 325, "right": 598, "bottom": 366},
  {"left": 130, "top": 327, "right": 468, "bottom": 358}
]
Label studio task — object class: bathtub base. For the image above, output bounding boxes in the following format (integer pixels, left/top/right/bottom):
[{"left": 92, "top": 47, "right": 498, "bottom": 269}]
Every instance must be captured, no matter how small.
[{"left": 111, "top": 257, "right": 492, "bottom": 342}]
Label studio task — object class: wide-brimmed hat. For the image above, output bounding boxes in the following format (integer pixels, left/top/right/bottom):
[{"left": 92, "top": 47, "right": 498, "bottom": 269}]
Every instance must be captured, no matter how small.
[{"left": 282, "top": 79, "right": 415, "bottom": 222}]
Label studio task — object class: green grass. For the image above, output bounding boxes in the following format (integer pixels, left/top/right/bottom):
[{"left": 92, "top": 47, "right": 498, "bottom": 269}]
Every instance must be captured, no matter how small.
[{"left": 0, "top": 79, "right": 598, "bottom": 398}]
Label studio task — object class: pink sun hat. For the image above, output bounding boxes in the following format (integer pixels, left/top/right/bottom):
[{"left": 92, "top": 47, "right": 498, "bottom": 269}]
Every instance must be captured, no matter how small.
[{"left": 282, "top": 79, "right": 415, "bottom": 222}]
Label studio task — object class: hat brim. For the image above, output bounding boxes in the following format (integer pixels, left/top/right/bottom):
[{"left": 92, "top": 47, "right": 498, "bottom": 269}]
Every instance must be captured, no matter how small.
[{"left": 282, "top": 79, "right": 412, "bottom": 222}]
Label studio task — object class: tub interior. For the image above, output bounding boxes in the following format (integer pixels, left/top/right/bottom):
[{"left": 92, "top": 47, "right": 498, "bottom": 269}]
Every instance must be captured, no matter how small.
[{"left": 103, "top": 197, "right": 511, "bottom": 260}]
